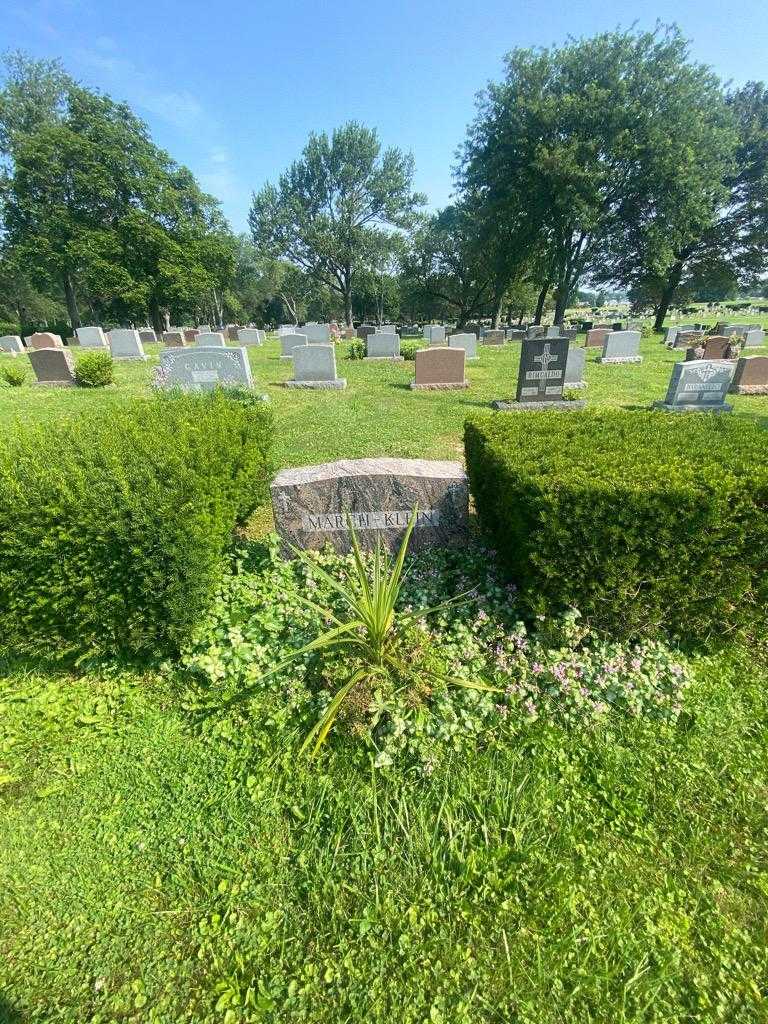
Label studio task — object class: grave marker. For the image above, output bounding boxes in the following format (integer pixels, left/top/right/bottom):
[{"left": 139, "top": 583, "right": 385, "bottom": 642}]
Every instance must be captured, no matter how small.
[
  {"left": 163, "top": 330, "right": 186, "bottom": 347},
  {"left": 139, "top": 329, "right": 157, "bottom": 344},
  {"left": 237, "top": 328, "right": 263, "bottom": 346},
  {"left": 448, "top": 332, "right": 478, "bottom": 359},
  {"left": 730, "top": 356, "right": 768, "bottom": 395},
  {"left": 653, "top": 360, "right": 735, "bottom": 413},
  {"left": 564, "top": 345, "right": 586, "bottom": 388},
  {"left": 411, "top": 347, "right": 467, "bottom": 389},
  {"left": 423, "top": 324, "right": 446, "bottom": 345},
  {"left": 76, "top": 326, "right": 108, "bottom": 348},
  {"left": 109, "top": 329, "right": 147, "bottom": 361},
  {"left": 0, "top": 335, "right": 24, "bottom": 354},
  {"left": 26, "top": 332, "right": 63, "bottom": 350},
  {"left": 744, "top": 328, "right": 765, "bottom": 348},
  {"left": 365, "top": 332, "right": 403, "bottom": 360},
  {"left": 493, "top": 337, "right": 584, "bottom": 411},
  {"left": 586, "top": 328, "right": 610, "bottom": 348},
  {"left": 286, "top": 343, "right": 346, "bottom": 389},
  {"left": 482, "top": 329, "right": 505, "bottom": 345},
  {"left": 29, "top": 348, "right": 76, "bottom": 386},
  {"left": 195, "top": 331, "right": 226, "bottom": 347},
  {"left": 270, "top": 457, "right": 469, "bottom": 554},
  {"left": 158, "top": 346, "right": 258, "bottom": 393},
  {"left": 599, "top": 330, "right": 642, "bottom": 364},
  {"left": 280, "top": 332, "right": 308, "bottom": 359}
]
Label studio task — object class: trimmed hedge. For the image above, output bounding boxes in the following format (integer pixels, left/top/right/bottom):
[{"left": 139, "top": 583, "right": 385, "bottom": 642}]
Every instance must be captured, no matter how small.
[
  {"left": 0, "top": 392, "right": 274, "bottom": 662},
  {"left": 465, "top": 410, "right": 768, "bottom": 646}
]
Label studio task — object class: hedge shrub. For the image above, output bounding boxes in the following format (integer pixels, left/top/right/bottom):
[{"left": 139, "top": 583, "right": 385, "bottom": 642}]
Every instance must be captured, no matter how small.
[
  {"left": 465, "top": 410, "right": 768, "bottom": 647},
  {"left": 0, "top": 391, "right": 274, "bottom": 662},
  {"left": 74, "top": 350, "right": 114, "bottom": 387}
]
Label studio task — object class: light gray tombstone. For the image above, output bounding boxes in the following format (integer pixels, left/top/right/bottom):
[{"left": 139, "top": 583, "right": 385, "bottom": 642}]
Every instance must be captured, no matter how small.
[
  {"left": 545, "top": 326, "right": 561, "bottom": 338},
  {"left": 139, "top": 329, "right": 157, "bottom": 344},
  {"left": 29, "top": 348, "right": 76, "bottom": 386},
  {"left": 286, "top": 343, "right": 346, "bottom": 389},
  {"left": 377, "top": 324, "right": 397, "bottom": 334},
  {"left": 195, "top": 331, "right": 226, "bottom": 347},
  {"left": 270, "top": 457, "right": 469, "bottom": 555},
  {"left": 280, "top": 332, "right": 308, "bottom": 359},
  {"left": 237, "top": 328, "right": 263, "bottom": 346},
  {"left": 448, "top": 332, "right": 478, "bottom": 359},
  {"left": 0, "top": 335, "right": 24, "bottom": 354},
  {"left": 423, "top": 324, "right": 446, "bottom": 345},
  {"left": 526, "top": 325, "right": 546, "bottom": 340},
  {"left": 564, "top": 346, "right": 586, "bottom": 388},
  {"left": 157, "top": 346, "right": 257, "bottom": 393},
  {"left": 481, "top": 329, "right": 505, "bottom": 345},
  {"left": 76, "top": 326, "right": 108, "bottom": 349},
  {"left": 600, "top": 330, "right": 642, "bottom": 364},
  {"left": 109, "top": 329, "right": 147, "bottom": 361},
  {"left": 664, "top": 324, "right": 696, "bottom": 347},
  {"left": 653, "top": 359, "right": 735, "bottom": 413},
  {"left": 506, "top": 329, "right": 525, "bottom": 342},
  {"left": 198, "top": 324, "right": 212, "bottom": 333},
  {"left": 303, "top": 323, "right": 331, "bottom": 344},
  {"left": 743, "top": 328, "right": 765, "bottom": 348},
  {"left": 365, "top": 332, "right": 402, "bottom": 360}
]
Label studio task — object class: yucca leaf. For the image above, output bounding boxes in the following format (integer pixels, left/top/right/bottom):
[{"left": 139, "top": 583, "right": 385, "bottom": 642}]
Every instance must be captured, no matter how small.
[
  {"left": 399, "top": 588, "right": 478, "bottom": 625},
  {"left": 300, "top": 667, "right": 370, "bottom": 759}
]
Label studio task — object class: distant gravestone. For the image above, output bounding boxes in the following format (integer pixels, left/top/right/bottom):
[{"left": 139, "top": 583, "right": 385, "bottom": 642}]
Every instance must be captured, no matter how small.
[
  {"left": 600, "top": 330, "right": 642, "bottom": 364},
  {"left": 586, "top": 328, "right": 610, "bottom": 348},
  {"left": 158, "top": 346, "right": 256, "bottom": 393},
  {"left": 226, "top": 325, "right": 240, "bottom": 341},
  {"left": 163, "top": 330, "right": 186, "bottom": 347},
  {"left": 675, "top": 330, "right": 704, "bottom": 349},
  {"left": 545, "top": 326, "right": 561, "bottom": 339},
  {"left": 482, "top": 329, "right": 505, "bottom": 345},
  {"left": 303, "top": 323, "right": 331, "bottom": 344},
  {"left": 730, "top": 356, "right": 768, "bottom": 394},
  {"left": 526, "top": 326, "right": 546, "bottom": 340},
  {"left": 357, "top": 324, "right": 376, "bottom": 341},
  {"left": 423, "top": 324, "right": 446, "bottom": 345},
  {"left": 183, "top": 329, "right": 200, "bottom": 345},
  {"left": 448, "top": 332, "right": 478, "bottom": 359},
  {"left": 286, "top": 343, "right": 346, "bottom": 389},
  {"left": 564, "top": 345, "right": 586, "bottom": 388},
  {"left": 270, "top": 457, "right": 469, "bottom": 554},
  {"left": 139, "top": 329, "right": 157, "bottom": 344},
  {"left": 195, "top": 331, "right": 225, "bottom": 347},
  {"left": 365, "top": 332, "right": 402, "bottom": 360},
  {"left": 280, "top": 332, "right": 308, "bottom": 359},
  {"left": 26, "top": 332, "right": 63, "bottom": 350},
  {"left": 411, "top": 347, "right": 467, "bottom": 389},
  {"left": 377, "top": 324, "right": 397, "bottom": 334},
  {"left": 506, "top": 329, "right": 525, "bottom": 342},
  {"left": 109, "top": 329, "right": 147, "bottom": 361},
  {"left": 76, "top": 326, "right": 108, "bottom": 349},
  {"left": 664, "top": 324, "right": 696, "bottom": 346},
  {"left": 237, "top": 328, "right": 263, "bottom": 346},
  {"left": 698, "top": 336, "right": 737, "bottom": 360},
  {"left": 744, "top": 328, "right": 765, "bottom": 348},
  {"left": 29, "top": 348, "right": 76, "bottom": 387},
  {"left": 493, "top": 337, "right": 584, "bottom": 412},
  {"left": 0, "top": 335, "right": 24, "bottom": 354},
  {"left": 653, "top": 360, "right": 735, "bottom": 413}
]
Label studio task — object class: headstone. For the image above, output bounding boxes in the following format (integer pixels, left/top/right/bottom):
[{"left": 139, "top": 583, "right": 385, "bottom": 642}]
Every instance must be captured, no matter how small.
[
  {"left": 196, "top": 332, "right": 226, "bottom": 347},
  {"left": 183, "top": 329, "right": 200, "bottom": 345},
  {"left": 673, "top": 330, "right": 703, "bottom": 349},
  {"left": 237, "top": 328, "right": 263, "bottom": 346},
  {"left": 139, "top": 329, "right": 157, "bottom": 344},
  {"left": 664, "top": 324, "right": 696, "bottom": 346},
  {"left": 482, "top": 329, "right": 505, "bottom": 345},
  {"left": 744, "top": 328, "right": 765, "bottom": 348},
  {"left": 76, "top": 326, "right": 108, "bottom": 349},
  {"left": 286, "top": 343, "right": 346, "bottom": 389},
  {"left": 545, "top": 326, "right": 561, "bottom": 339},
  {"left": 163, "top": 330, "right": 186, "bottom": 347},
  {"left": 423, "top": 324, "right": 446, "bottom": 345},
  {"left": 579, "top": 320, "right": 594, "bottom": 333},
  {"left": 0, "top": 335, "right": 24, "bottom": 354},
  {"left": 698, "top": 336, "right": 737, "bottom": 360},
  {"left": 653, "top": 360, "right": 735, "bottom": 413},
  {"left": 270, "top": 457, "right": 469, "bottom": 555},
  {"left": 109, "top": 329, "right": 147, "bottom": 361},
  {"left": 357, "top": 324, "right": 376, "bottom": 341},
  {"left": 226, "top": 325, "right": 240, "bottom": 341},
  {"left": 303, "top": 323, "right": 331, "bottom": 344},
  {"left": 600, "top": 330, "right": 642, "bottom": 364},
  {"left": 377, "top": 324, "right": 397, "bottom": 334},
  {"left": 411, "top": 347, "right": 467, "bottom": 390},
  {"left": 280, "top": 332, "right": 308, "bottom": 359},
  {"left": 157, "top": 346, "right": 256, "bottom": 393},
  {"left": 198, "top": 324, "right": 212, "bottom": 333},
  {"left": 561, "top": 328, "right": 579, "bottom": 341},
  {"left": 526, "top": 326, "right": 546, "bottom": 340},
  {"left": 729, "top": 356, "right": 768, "bottom": 394},
  {"left": 506, "top": 329, "right": 525, "bottom": 342},
  {"left": 365, "top": 332, "right": 403, "bottom": 361},
  {"left": 448, "top": 333, "right": 478, "bottom": 359},
  {"left": 26, "top": 332, "right": 63, "bottom": 350},
  {"left": 564, "top": 345, "right": 586, "bottom": 388},
  {"left": 493, "top": 338, "right": 584, "bottom": 412},
  {"left": 29, "top": 348, "right": 76, "bottom": 387},
  {"left": 586, "top": 328, "right": 610, "bottom": 348}
]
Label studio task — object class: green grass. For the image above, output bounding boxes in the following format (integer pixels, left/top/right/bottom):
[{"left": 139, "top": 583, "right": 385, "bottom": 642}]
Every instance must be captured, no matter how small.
[
  {"left": 2, "top": 648, "right": 767, "bottom": 1022},
  {"left": 3, "top": 327, "right": 768, "bottom": 1022},
  {"left": 2, "top": 331, "right": 767, "bottom": 472}
]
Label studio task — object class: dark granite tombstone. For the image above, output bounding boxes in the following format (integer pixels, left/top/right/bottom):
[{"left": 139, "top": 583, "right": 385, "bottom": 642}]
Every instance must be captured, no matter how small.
[{"left": 493, "top": 337, "right": 585, "bottom": 411}]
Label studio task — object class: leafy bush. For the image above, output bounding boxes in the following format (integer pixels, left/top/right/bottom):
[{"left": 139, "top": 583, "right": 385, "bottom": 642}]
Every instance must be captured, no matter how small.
[
  {"left": 74, "top": 350, "right": 114, "bottom": 387},
  {"left": 184, "top": 539, "right": 691, "bottom": 768},
  {"left": 465, "top": 410, "right": 768, "bottom": 647},
  {"left": 347, "top": 339, "right": 365, "bottom": 360},
  {"left": 0, "top": 392, "right": 274, "bottom": 662},
  {"left": 2, "top": 363, "right": 26, "bottom": 387},
  {"left": 400, "top": 342, "right": 418, "bottom": 360},
  {"left": 0, "top": 320, "right": 20, "bottom": 337}
]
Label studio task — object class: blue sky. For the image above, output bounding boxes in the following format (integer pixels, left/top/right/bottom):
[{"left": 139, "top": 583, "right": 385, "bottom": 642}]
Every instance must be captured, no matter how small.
[{"left": 4, "top": 0, "right": 767, "bottom": 232}]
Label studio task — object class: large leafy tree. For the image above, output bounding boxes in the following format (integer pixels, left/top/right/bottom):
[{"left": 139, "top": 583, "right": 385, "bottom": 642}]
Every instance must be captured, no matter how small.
[
  {"left": 249, "top": 122, "right": 424, "bottom": 325},
  {"left": 462, "top": 26, "right": 734, "bottom": 325}
]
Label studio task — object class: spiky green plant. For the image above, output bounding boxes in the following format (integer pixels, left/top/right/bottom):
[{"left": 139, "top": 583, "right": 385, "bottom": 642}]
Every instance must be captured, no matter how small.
[{"left": 221, "top": 509, "right": 496, "bottom": 756}]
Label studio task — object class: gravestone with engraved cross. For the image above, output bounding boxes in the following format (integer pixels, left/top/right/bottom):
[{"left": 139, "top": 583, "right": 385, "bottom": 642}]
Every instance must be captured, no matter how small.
[
  {"left": 653, "top": 359, "right": 735, "bottom": 413},
  {"left": 493, "top": 337, "right": 585, "bottom": 412}
]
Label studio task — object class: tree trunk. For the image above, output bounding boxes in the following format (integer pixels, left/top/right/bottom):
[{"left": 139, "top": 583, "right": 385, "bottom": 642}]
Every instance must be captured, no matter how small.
[
  {"left": 653, "top": 261, "right": 685, "bottom": 332},
  {"left": 63, "top": 272, "right": 81, "bottom": 330},
  {"left": 553, "top": 284, "right": 569, "bottom": 327},
  {"left": 533, "top": 283, "right": 549, "bottom": 325},
  {"left": 150, "top": 297, "right": 164, "bottom": 336},
  {"left": 212, "top": 288, "right": 223, "bottom": 327},
  {"left": 491, "top": 293, "right": 504, "bottom": 329},
  {"left": 344, "top": 285, "right": 353, "bottom": 327}
]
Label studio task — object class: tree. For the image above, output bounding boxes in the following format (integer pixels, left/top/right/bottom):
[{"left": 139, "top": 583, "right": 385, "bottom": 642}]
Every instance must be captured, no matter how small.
[
  {"left": 461, "top": 26, "right": 735, "bottom": 325},
  {"left": 249, "top": 122, "right": 424, "bottom": 325}
]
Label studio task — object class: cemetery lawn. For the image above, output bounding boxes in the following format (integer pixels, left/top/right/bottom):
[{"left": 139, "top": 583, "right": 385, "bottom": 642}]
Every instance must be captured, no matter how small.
[{"left": 3, "top": 331, "right": 768, "bottom": 1022}]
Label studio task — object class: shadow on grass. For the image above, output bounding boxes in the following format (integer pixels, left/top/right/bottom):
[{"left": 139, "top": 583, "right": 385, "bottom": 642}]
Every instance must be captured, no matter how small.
[{"left": 0, "top": 995, "right": 24, "bottom": 1023}]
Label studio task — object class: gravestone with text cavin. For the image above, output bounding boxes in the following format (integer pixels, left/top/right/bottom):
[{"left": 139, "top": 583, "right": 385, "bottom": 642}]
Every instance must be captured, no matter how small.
[
  {"left": 270, "top": 457, "right": 469, "bottom": 554},
  {"left": 158, "top": 345, "right": 255, "bottom": 392},
  {"left": 493, "top": 337, "right": 585, "bottom": 412},
  {"left": 654, "top": 359, "right": 735, "bottom": 413}
]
